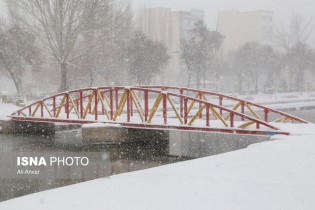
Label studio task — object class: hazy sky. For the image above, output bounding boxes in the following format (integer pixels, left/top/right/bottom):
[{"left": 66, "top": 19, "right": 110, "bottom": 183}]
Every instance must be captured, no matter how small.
[
  {"left": 131, "top": 0, "right": 315, "bottom": 29},
  {"left": 0, "top": 0, "right": 7, "bottom": 16},
  {"left": 0, "top": 0, "right": 314, "bottom": 30}
]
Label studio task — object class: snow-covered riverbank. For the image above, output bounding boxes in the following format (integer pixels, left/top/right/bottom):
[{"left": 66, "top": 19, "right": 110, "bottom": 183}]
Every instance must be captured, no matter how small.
[
  {"left": 0, "top": 104, "right": 19, "bottom": 120},
  {"left": 1, "top": 123, "right": 315, "bottom": 210}
]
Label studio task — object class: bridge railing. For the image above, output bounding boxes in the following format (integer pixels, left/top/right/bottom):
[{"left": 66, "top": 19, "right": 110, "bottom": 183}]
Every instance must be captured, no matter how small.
[
  {"left": 10, "top": 86, "right": 307, "bottom": 136},
  {"left": 135, "top": 86, "right": 308, "bottom": 124}
]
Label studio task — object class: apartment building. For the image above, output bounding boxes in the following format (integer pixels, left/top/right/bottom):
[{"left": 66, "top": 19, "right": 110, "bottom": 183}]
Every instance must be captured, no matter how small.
[
  {"left": 217, "top": 10, "right": 274, "bottom": 54},
  {"left": 136, "top": 8, "right": 205, "bottom": 85}
]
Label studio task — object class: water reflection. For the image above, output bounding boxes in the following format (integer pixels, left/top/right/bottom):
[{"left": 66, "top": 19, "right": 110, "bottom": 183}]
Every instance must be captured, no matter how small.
[
  {"left": 0, "top": 127, "right": 275, "bottom": 202},
  {"left": 0, "top": 130, "right": 184, "bottom": 202}
]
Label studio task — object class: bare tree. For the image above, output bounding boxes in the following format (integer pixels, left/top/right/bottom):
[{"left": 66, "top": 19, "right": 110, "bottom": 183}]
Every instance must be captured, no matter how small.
[
  {"left": 181, "top": 41, "right": 194, "bottom": 87},
  {"left": 233, "top": 42, "right": 279, "bottom": 94},
  {"left": 276, "top": 13, "right": 315, "bottom": 90},
  {"left": 181, "top": 21, "right": 224, "bottom": 89},
  {"left": 285, "top": 42, "right": 315, "bottom": 90},
  {"left": 276, "top": 13, "right": 315, "bottom": 50},
  {"left": 73, "top": 3, "right": 132, "bottom": 87},
  {"left": 16, "top": 0, "right": 131, "bottom": 91},
  {"left": 0, "top": 24, "right": 40, "bottom": 95}
]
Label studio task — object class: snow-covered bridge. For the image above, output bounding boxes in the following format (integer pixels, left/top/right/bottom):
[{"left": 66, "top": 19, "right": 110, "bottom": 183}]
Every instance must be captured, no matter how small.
[{"left": 10, "top": 86, "right": 308, "bottom": 136}]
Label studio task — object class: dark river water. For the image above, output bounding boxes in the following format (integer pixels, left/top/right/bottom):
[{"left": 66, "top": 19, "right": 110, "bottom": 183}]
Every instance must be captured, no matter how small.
[{"left": 0, "top": 109, "right": 314, "bottom": 202}]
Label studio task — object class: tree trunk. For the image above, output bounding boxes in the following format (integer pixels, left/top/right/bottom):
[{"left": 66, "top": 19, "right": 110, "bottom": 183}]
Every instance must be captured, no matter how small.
[
  {"left": 295, "top": 72, "right": 299, "bottom": 91},
  {"left": 10, "top": 72, "right": 21, "bottom": 96},
  {"left": 59, "top": 62, "right": 68, "bottom": 92},
  {"left": 289, "top": 71, "right": 293, "bottom": 91},
  {"left": 255, "top": 76, "right": 259, "bottom": 94},
  {"left": 0, "top": 57, "right": 21, "bottom": 96},
  {"left": 215, "top": 72, "right": 220, "bottom": 91},
  {"left": 187, "top": 72, "right": 191, "bottom": 88},
  {"left": 89, "top": 78, "right": 94, "bottom": 87},
  {"left": 7, "top": 67, "right": 21, "bottom": 96},
  {"left": 238, "top": 75, "right": 243, "bottom": 95},
  {"left": 297, "top": 70, "right": 304, "bottom": 91},
  {"left": 196, "top": 70, "right": 201, "bottom": 89},
  {"left": 247, "top": 79, "right": 250, "bottom": 92},
  {"left": 89, "top": 71, "right": 96, "bottom": 87},
  {"left": 203, "top": 69, "right": 206, "bottom": 89},
  {"left": 300, "top": 71, "right": 304, "bottom": 91}
]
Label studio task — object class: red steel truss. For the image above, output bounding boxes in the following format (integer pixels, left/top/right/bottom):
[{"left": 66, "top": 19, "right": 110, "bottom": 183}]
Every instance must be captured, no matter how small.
[{"left": 10, "top": 86, "right": 309, "bottom": 136}]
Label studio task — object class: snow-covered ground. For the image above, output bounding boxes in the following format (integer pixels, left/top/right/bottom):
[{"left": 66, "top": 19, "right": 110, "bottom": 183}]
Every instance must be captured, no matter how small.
[
  {"left": 1, "top": 97, "right": 315, "bottom": 209},
  {"left": 1, "top": 122, "right": 315, "bottom": 210},
  {"left": 0, "top": 103, "right": 20, "bottom": 120},
  {"left": 240, "top": 91, "right": 315, "bottom": 104}
]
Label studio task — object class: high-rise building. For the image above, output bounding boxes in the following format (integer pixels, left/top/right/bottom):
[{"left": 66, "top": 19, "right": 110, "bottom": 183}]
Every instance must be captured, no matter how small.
[
  {"left": 136, "top": 7, "right": 173, "bottom": 52},
  {"left": 136, "top": 8, "right": 204, "bottom": 85},
  {"left": 217, "top": 10, "right": 274, "bottom": 54}
]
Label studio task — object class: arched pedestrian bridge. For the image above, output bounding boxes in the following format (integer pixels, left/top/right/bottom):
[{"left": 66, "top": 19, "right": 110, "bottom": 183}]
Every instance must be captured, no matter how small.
[{"left": 10, "top": 86, "right": 309, "bottom": 136}]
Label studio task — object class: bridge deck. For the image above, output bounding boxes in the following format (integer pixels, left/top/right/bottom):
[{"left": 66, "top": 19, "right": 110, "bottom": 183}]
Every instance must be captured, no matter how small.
[{"left": 10, "top": 86, "right": 308, "bottom": 136}]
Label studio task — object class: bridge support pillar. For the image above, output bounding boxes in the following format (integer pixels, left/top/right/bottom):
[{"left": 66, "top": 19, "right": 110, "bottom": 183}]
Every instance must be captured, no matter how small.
[
  {"left": 82, "top": 124, "right": 128, "bottom": 144},
  {"left": 0, "top": 120, "right": 55, "bottom": 135}
]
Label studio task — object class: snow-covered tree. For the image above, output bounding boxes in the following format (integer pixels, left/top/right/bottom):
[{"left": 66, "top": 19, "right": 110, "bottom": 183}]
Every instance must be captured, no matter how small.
[
  {"left": 233, "top": 42, "right": 280, "bottom": 94},
  {"left": 276, "top": 13, "right": 315, "bottom": 51},
  {"left": 181, "top": 20, "right": 224, "bottom": 88},
  {"left": 125, "top": 32, "right": 169, "bottom": 85},
  {"left": 285, "top": 42, "right": 315, "bottom": 90},
  {"left": 72, "top": 3, "right": 133, "bottom": 87},
  {"left": 276, "top": 14, "right": 315, "bottom": 90}
]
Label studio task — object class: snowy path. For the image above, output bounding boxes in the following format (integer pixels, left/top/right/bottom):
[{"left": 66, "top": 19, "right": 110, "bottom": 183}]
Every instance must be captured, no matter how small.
[{"left": 1, "top": 123, "right": 315, "bottom": 210}]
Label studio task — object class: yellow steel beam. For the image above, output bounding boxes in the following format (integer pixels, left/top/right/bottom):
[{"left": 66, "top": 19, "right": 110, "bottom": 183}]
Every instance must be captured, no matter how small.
[
  {"left": 68, "top": 96, "right": 80, "bottom": 119},
  {"left": 19, "top": 111, "right": 27, "bottom": 117},
  {"left": 95, "top": 92, "right": 110, "bottom": 120},
  {"left": 56, "top": 95, "right": 66, "bottom": 118},
  {"left": 90, "top": 92, "right": 109, "bottom": 117},
  {"left": 202, "top": 94, "right": 208, "bottom": 101},
  {"left": 167, "top": 95, "right": 183, "bottom": 125},
  {"left": 224, "top": 102, "right": 241, "bottom": 121},
  {"left": 68, "top": 104, "right": 74, "bottom": 113},
  {"left": 42, "top": 101, "right": 53, "bottom": 118},
  {"left": 131, "top": 90, "right": 145, "bottom": 116},
  {"left": 91, "top": 94, "right": 100, "bottom": 115},
  {"left": 238, "top": 121, "right": 256, "bottom": 129},
  {"left": 245, "top": 103, "right": 261, "bottom": 120},
  {"left": 148, "top": 94, "right": 163, "bottom": 123},
  {"left": 187, "top": 92, "right": 200, "bottom": 115},
  {"left": 131, "top": 90, "right": 144, "bottom": 122},
  {"left": 209, "top": 106, "right": 228, "bottom": 127},
  {"left": 113, "top": 91, "right": 127, "bottom": 121},
  {"left": 82, "top": 94, "right": 94, "bottom": 120},
  {"left": 202, "top": 94, "right": 220, "bottom": 120},
  {"left": 188, "top": 104, "right": 206, "bottom": 126},
  {"left": 31, "top": 102, "right": 41, "bottom": 117},
  {"left": 275, "top": 117, "right": 291, "bottom": 123},
  {"left": 117, "top": 92, "right": 127, "bottom": 117},
  {"left": 102, "top": 92, "right": 111, "bottom": 108}
]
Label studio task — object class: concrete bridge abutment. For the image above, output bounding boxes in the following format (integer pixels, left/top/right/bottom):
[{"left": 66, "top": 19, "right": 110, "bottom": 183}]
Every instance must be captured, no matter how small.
[
  {"left": 0, "top": 120, "right": 55, "bottom": 136},
  {"left": 82, "top": 124, "right": 167, "bottom": 144}
]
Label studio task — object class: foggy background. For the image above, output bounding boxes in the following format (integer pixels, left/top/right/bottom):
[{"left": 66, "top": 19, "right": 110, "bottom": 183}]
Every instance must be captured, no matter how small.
[
  {"left": 131, "top": 0, "right": 315, "bottom": 29},
  {"left": 0, "top": 0, "right": 314, "bottom": 101}
]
